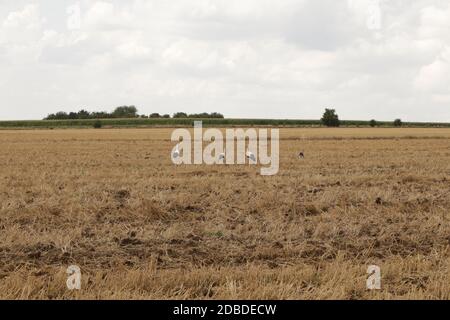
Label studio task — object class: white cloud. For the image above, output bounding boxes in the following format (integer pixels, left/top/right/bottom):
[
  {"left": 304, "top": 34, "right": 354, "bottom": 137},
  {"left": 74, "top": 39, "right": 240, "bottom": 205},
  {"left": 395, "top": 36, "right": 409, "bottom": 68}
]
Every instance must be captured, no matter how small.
[
  {"left": 2, "top": 4, "right": 42, "bottom": 29},
  {"left": 83, "top": 1, "right": 133, "bottom": 30},
  {"left": 0, "top": 0, "right": 449, "bottom": 121},
  {"left": 418, "top": 5, "right": 450, "bottom": 40},
  {"left": 0, "top": 4, "right": 44, "bottom": 44},
  {"left": 414, "top": 47, "right": 450, "bottom": 93}
]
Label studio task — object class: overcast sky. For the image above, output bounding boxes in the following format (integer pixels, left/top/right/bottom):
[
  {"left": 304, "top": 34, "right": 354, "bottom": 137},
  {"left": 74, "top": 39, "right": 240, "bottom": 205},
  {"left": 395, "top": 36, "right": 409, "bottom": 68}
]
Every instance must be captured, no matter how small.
[{"left": 0, "top": 0, "right": 449, "bottom": 121}]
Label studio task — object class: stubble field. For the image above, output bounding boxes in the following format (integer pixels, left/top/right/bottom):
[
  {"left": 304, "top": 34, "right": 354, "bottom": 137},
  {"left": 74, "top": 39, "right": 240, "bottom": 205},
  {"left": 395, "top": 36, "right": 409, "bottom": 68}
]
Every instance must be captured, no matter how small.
[{"left": 0, "top": 127, "right": 449, "bottom": 299}]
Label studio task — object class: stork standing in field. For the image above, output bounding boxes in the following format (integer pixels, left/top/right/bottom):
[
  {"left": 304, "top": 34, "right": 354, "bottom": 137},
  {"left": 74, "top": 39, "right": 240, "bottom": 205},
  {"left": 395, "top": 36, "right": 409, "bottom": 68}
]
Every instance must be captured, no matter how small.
[
  {"left": 172, "top": 144, "right": 180, "bottom": 160},
  {"left": 246, "top": 149, "right": 256, "bottom": 163}
]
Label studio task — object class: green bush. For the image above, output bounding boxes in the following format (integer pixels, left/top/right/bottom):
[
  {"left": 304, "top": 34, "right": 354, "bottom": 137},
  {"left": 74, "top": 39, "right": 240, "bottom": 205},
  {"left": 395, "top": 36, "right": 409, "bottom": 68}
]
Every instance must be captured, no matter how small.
[{"left": 93, "top": 120, "right": 102, "bottom": 129}]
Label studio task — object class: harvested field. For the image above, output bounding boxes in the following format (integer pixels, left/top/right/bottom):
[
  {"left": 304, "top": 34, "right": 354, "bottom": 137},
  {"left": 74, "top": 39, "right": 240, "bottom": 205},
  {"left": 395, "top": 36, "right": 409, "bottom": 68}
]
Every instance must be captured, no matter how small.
[{"left": 0, "top": 128, "right": 449, "bottom": 299}]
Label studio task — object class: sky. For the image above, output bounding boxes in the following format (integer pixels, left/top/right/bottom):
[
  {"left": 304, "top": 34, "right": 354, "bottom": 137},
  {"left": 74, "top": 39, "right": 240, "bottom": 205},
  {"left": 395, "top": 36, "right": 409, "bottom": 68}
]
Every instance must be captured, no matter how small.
[{"left": 0, "top": 0, "right": 449, "bottom": 121}]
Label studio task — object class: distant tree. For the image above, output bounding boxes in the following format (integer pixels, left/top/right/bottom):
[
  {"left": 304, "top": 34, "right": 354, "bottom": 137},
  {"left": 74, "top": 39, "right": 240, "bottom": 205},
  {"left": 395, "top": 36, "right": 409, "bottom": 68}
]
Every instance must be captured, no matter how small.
[
  {"left": 44, "top": 109, "right": 225, "bottom": 120},
  {"left": 44, "top": 106, "right": 141, "bottom": 120},
  {"left": 210, "top": 112, "right": 224, "bottom": 119},
  {"left": 187, "top": 112, "right": 225, "bottom": 118},
  {"left": 394, "top": 119, "right": 403, "bottom": 127},
  {"left": 68, "top": 112, "right": 78, "bottom": 119},
  {"left": 173, "top": 112, "right": 188, "bottom": 118},
  {"left": 112, "top": 106, "right": 138, "bottom": 118},
  {"left": 53, "top": 111, "right": 69, "bottom": 120},
  {"left": 45, "top": 112, "right": 70, "bottom": 120},
  {"left": 370, "top": 119, "right": 377, "bottom": 127},
  {"left": 321, "top": 108, "right": 340, "bottom": 127},
  {"left": 91, "top": 111, "right": 110, "bottom": 119},
  {"left": 188, "top": 112, "right": 209, "bottom": 118},
  {"left": 77, "top": 109, "right": 90, "bottom": 119},
  {"left": 44, "top": 113, "right": 56, "bottom": 120}
]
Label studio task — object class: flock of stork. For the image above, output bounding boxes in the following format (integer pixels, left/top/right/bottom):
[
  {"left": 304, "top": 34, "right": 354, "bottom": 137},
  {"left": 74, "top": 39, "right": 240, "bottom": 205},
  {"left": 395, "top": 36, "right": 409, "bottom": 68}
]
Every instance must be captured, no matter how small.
[{"left": 172, "top": 145, "right": 305, "bottom": 163}]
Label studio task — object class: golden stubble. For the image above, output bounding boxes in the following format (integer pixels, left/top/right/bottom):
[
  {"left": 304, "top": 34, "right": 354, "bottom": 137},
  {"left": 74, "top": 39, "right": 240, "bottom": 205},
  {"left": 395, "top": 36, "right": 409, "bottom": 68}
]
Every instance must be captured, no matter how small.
[{"left": 0, "top": 128, "right": 449, "bottom": 300}]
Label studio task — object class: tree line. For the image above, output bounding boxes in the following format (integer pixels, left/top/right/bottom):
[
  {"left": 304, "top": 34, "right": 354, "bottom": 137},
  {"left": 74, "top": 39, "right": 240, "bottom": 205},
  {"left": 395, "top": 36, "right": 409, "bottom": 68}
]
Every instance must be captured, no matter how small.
[
  {"left": 44, "top": 106, "right": 224, "bottom": 120},
  {"left": 321, "top": 108, "right": 403, "bottom": 127},
  {"left": 44, "top": 106, "right": 403, "bottom": 127}
]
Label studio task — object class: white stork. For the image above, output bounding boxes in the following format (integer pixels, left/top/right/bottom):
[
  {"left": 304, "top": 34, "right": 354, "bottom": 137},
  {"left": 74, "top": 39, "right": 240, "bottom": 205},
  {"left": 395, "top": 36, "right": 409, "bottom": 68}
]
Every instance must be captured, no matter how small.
[
  {"left": 172, "top": 144, "right": 180, "bottom": 160},
  {"left": 246, "top": 149, "right": 256, "bottom": 163}
]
